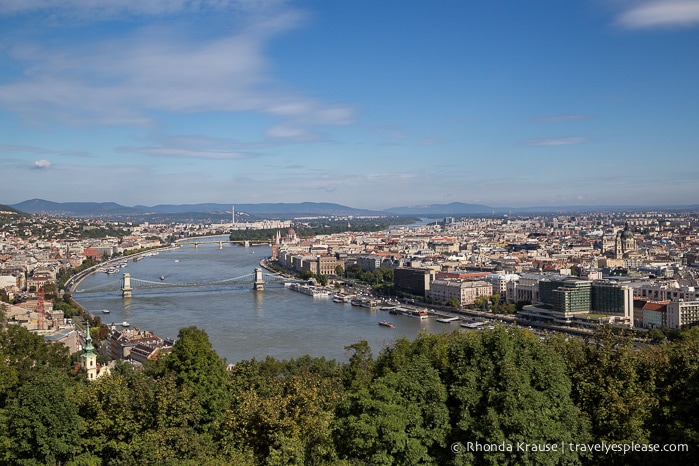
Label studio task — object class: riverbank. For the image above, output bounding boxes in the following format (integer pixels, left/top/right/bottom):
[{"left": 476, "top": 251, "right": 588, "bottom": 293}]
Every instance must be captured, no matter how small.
[{"left": 67, "top": 245, "right": 179, "bottom": 293}]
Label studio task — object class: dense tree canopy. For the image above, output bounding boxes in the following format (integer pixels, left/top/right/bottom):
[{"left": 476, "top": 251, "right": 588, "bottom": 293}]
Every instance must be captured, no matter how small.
[{"left": 0, "top": 322, "right": 697, "bottom": 465}]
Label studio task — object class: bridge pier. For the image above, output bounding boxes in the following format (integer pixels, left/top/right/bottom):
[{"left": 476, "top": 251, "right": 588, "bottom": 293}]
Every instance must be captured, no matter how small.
[
  {"left": 219, "top": 241, "right": 223, "bottom": 249},
  {"left": 253, "top": 268, "right": 264, "bottom": 291},
  {"left": 244, "top": 240, "right": 250, "bottom": 248},
  {"left": 122, "top": 273, "right": 133, "bottom": 298}
]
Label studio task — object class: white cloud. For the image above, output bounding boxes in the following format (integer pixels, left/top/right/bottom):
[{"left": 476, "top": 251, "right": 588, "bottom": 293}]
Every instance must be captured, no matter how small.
[
  {"left": 523, "top": 137, "right": 590, "bottom": 147},
  {"left": 265, "top": 124, "right": 318, "bottom": 141},
  {"left": 0, "top": 6, "right": 353, "bottom": 133},
  {"left": 32, "top": 159, "right": 52, "bottom": 169},
  {"left": 0, "top": 0, "right": 284, "bottom": 19},
  {"left": 616, "top": 0, "right": 699, "bottom": 29}
]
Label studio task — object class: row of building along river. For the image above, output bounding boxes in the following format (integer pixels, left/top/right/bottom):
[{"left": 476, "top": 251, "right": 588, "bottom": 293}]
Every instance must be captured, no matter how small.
[{"left": 73, "top": 236, "right": 457, "bottom": 363}]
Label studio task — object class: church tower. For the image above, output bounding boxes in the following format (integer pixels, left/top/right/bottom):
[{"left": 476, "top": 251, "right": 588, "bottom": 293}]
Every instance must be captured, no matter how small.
[
  {"left": 82, "top": 322, "right": 98, "bottom": 381},
  {"left": 614, "top": 223, "right": 638, "bottom": 259}
]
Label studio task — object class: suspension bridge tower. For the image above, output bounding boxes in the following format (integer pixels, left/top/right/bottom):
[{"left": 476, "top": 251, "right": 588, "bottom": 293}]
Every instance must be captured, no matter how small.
[
  {"left": 122, "top": 273, "right": 133, "bottom": 298},
  {"left": 253, "top": 268, "right": 264, "bottom": 291}
]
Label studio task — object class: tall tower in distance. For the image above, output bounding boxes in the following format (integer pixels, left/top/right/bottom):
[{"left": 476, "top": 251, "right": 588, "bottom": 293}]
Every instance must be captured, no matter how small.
[{"left": 232, "top": 205, "right": 235, "bottom": 225}]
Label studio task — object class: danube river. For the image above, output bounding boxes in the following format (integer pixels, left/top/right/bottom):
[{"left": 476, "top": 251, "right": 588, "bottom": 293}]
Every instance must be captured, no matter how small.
[{"left": 74, "top": 237, "right": 458, "bottom": 363}]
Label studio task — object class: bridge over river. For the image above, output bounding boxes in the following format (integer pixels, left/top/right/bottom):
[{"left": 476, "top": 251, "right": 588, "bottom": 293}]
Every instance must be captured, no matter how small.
[
  {"left": 73, "top": 268, "right": 299, "bottom": 297},
  {"left": 177, "top": 239, "right": 270, "bottom": 249}
]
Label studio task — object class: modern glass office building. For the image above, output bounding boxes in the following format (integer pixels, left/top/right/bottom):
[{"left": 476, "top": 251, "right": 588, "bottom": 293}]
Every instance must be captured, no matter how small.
[
  {"left": 552, "top": 280, "right": 592, "bottom": 313},
  {"left": 592, "top": 280, "right": 633, "bottom": 314}
]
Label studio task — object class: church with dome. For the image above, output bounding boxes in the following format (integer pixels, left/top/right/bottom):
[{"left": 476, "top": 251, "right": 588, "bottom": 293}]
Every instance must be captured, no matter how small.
[{"left": 614, "top": 223, "right": 639, "bottom": 259}]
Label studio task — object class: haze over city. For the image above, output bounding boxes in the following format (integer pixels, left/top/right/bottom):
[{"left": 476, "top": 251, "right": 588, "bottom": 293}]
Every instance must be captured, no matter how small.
[{"left": 0, "top": 0, "right": 697, "bottom": 209}]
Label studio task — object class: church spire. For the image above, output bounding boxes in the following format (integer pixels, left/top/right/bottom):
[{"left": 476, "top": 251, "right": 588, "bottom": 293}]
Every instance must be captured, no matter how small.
[
  {"left": 82, "top": 322, "right": 98, "bottom": 380},
  {"left": 83, "top": 322, "right": 95, "bottom": 355}
]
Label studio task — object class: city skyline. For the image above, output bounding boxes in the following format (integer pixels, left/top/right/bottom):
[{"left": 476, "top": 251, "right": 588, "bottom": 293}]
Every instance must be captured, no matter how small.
[{"left": 1, "top": 0, "right": 698, "bottom": 210}]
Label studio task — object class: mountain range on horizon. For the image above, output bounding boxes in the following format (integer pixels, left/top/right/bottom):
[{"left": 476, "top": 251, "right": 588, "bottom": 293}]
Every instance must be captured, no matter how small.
[{"left": 3, "top": 198, "right": 698, "bottom": 219}]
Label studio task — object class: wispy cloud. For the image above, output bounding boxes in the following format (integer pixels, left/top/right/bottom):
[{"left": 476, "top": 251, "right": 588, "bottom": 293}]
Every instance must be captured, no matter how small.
[
  {"left": 117, "top": 135, "right": 261, "bottom": 160},
  {"left": 0, "top": 144, "right": 52, "bottom": 155},
  {"left": 265, "top": 124, "right": 320, "bottom": 141},
  {"left": 0, "top": 3, "right": 353, "bottom": 137},
  {"left": 523, "top": 136, "right": 591, "bottom": 147},
  {"left": 0, "top": 0, "right": 283, "bottom": 19},
  {"left": 537, "top": 114, "right": 590, "bottom": 123},
  {"left": 615, "top": 0, "right": 699, "bottom": 29},
  {"left": 118, "top": 146, "right": 256, "bottom": 160},
  {"left": 0, "top": 144, "right": 92, "bottom": 158}
]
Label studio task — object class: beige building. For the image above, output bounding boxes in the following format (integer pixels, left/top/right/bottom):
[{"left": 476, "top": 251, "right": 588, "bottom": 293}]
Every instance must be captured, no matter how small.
[
  {"left": 428, "top": 279, "right": 492, "bottom": 306},
  {"left": 316, "top": 255, "right": 339, "bottom": 275}
]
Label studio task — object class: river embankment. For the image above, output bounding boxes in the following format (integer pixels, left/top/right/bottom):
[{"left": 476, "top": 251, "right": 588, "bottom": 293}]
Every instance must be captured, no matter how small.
[{"left": 67, "top": 245, "right": 180, "bottom": 293}]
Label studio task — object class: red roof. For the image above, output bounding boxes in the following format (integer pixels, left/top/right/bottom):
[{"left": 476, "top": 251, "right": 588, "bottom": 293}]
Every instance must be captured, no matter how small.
[{"left": 642, "top": 301, "right": 670, "bottom": 312}]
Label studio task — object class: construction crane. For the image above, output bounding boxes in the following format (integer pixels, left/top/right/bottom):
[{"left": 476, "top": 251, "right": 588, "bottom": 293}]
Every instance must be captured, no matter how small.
[{"left": 36, "top": 287, "right": 45, "bottom": 331}]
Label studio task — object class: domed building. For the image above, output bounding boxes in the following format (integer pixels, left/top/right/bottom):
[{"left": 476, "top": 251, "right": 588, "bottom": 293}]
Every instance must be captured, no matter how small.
[{"left": 614, "top": 223, "right": 639, "bottom": 260}]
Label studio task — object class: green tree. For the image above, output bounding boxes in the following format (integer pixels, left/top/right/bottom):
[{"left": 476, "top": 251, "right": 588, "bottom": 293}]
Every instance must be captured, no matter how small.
[
  {"left": 646, "top": 327, "right": 665, "bottom": 342},
  {"left": 473, "top": 296, "right": 489, "bottom": 310},
  {"left": 0, "top": 324, "right": 71, "bottom": 407},
  {"left": 2, "top": 369, "right": 80, "bottom": 465},
  {"left": 316, "top": 274, "right": 328, "bottom": 286},
  {"left": 220, "top": 356, "right": 343, "bottom": 465},
  {"left": 447, "top": 298, "right": 461, "bottom": 308},
  {"left": 334, "top": 355, "right": 449, "bottom": 465},
  {"left": 130, "top": 375, "right": 215, "bottom": 464},
  {"left": 72, "top": 368, "right": 154, "bottom": 463},
  {"left": 547, "top": 327, "right": 655, "bottom": 464},
  {"left": 342, "top": 340, "right": 374, "bottom": 391},
  {"left": 345, "top": 264, "right": 361, "bottom": 279},
  {"left": 152, "top": 326, "right": 230, "bottom": 430},
  {"left": 446, "top": 327, "right": 590, "bottom": 465},
  {"left": 642, "top": 327, "right": 699, "bottom": 465}
]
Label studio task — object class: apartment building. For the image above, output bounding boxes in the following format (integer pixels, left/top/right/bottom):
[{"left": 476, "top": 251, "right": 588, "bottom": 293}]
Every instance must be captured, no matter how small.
[{"left": 667, "top": 300, "right": 699, "bottom": 329}]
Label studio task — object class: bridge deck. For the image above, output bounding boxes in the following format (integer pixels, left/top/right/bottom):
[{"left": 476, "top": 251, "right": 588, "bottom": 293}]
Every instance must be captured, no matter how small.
[{"left": 74, "top": 270, "right": 300, "bottom": 294}]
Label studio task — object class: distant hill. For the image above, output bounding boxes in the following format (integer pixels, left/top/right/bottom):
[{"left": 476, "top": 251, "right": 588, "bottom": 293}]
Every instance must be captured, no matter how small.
[
  {"left": 11, "top": 199, "right": 141, "bottom": 216},
  {"left": 0, "top": 204, "right": 22, "bottom": 214},
  {"left": 384, "top": 202, "right": 699, "bottom": 216},
  {"left": 8, "top": 199, "right": 698, "bottom": 219},
  {"left": 383, "top": 202, "right": 493, "bottom": 215},
  {"left": 136, "top": 202, "right": 384, "bottom": 216},
  {"left": 9, "top": 199, "right": 384, "bottom": 218}
]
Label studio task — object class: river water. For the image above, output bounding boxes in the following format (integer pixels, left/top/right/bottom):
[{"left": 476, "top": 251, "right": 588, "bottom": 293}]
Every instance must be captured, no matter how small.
[{"left": 74, "top": 237, "right": 459, "bottom": 363}]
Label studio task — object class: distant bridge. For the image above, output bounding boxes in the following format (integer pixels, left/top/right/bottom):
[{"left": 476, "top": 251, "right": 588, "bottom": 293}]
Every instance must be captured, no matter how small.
[
  {"left": 176, "top": 239, "right": 270, "bottom": 249},
  {"left": 73, "top": 269, "right": 301, "bottom": 297}
]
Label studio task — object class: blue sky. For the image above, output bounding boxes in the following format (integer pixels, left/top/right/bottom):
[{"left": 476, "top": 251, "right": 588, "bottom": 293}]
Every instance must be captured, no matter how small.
[{"left": 0, "top": 0, "right": 697, "bottom": 210}]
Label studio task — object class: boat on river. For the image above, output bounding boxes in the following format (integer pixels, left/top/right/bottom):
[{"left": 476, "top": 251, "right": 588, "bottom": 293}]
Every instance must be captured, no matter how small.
[
  {"left": 288, "top": 282, "right": 331, "bottom": 297},
  {"left": 378, "top": 320, "right": 395, "bottom": 328},
  {"left": 391, "top": 307, "right": 429, "bottom": 319},
  {"left": 436, "top": 316, "right": 460, "bottom": 323}
]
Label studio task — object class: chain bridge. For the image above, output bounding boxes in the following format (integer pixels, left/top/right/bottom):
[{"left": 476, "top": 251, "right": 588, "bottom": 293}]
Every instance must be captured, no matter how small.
[{"left": 73, "top": 268, "right": 299, "bottom": 297}]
